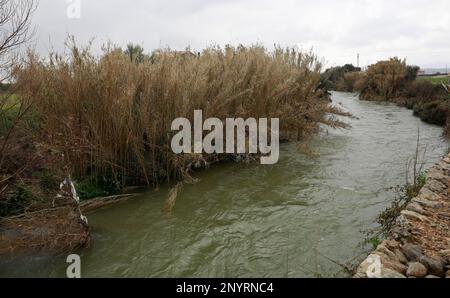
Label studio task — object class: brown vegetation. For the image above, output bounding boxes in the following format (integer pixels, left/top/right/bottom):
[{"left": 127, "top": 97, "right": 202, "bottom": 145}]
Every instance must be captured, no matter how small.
[
  {"left": 13, "top": 43, "right": 345, "bottom": 191},
  {"left": 0, "top": 0, "right": 89, "bottom": 257},
  {"left": 1, "top": 42, "right": 348, "bottom": 255},
  {"left": 320, "top": 64, "right": 361, "bottom": 91},
  {"left": 359, "top": 58, "right": 410, "bottom": 101},
  {"left": 329, "top": 58, "right": 450, "bottom": 135},
  {"left": 336, "top": 71, "right": 365, "bottom": 93},
  {"left": 0, "top": 205, "right": 90, "bottom": 257}
]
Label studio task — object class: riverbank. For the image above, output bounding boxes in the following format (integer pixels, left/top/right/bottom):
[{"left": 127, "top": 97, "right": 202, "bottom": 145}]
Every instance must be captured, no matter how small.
[
  {"left": 355, "top": 153, "right": 450, "bottom": 278},
  {"left": 1, "top": 44, "right": 347, "bottom": 256},
  {"left": 322, "top": 60, "right": 450, "bottom": 137}
]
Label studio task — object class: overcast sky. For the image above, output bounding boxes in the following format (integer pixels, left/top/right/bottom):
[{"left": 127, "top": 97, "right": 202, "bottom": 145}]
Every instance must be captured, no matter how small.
[{"left": 32, "top": 0, "right": 450, "bottom": 69}]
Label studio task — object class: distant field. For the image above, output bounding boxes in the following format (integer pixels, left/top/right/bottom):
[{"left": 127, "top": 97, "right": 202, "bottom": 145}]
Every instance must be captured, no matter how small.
[{"left": 418, "top": 75, "right": 450, "bottom": 85}]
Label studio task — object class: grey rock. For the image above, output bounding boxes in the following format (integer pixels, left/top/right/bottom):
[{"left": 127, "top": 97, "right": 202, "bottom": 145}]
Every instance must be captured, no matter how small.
[
  {"left": 376, "top": 244, "right": 397, "bottom": 260},
  {"left": 406, "top": 202, "right": 426, "bottom": 215},
  {"left": 400, "top": 210, "right": 428, "bottom": 222},
  {"left": 380, "top": 268, "right": 406, "bottom": 279},
  {"left": 380, "top": 257, "right": 408, "bottom": 275},
  {"left": 412, "top": 198, "right": 443, "bottom": 209},
  {"left": 438, "top": 212, "right": 450, "bottom": 219},
  {"left": 354, "top": 254, "right": 378, "bottom": 278},
  {"left": 395, "top": 249, "right": 408, "bottom": 265},
  {"left": 406, "top": 262, "right": 428, "bottom": 278},
  {"left": 437, "top": 161, "right": 450, "bottom": 174},
  {"left": 418, "top": 188, "right": 438, "bottom": 201},
  {"left": 355, "top": 254, "right": 407, "bottom": 278},
  {"left": 438, "top": 249, "right": 450, "bottom": 261},
  {"left": 427, "top": 169, "right": 449, "bottom": 185},
  {"left": 419, "top": 256, "right": 445, "bottom": 277},
  {"left": 384, "top": 240, "right": 400, "bottom": 250},
  {"left": 401, "top": 244, "right": 423, "bottom": 262},
  {"left": 392, "top": 215, "right": 412, "bottom": 239},
  {"left": 354, "top": 153, "right": 450, "bottom": 279},
  {"left": 427, "top": 180, "right": 446, "bottom": 193},
  {"left": 438, "top": 159, "right": 450, "bottom": 167}
]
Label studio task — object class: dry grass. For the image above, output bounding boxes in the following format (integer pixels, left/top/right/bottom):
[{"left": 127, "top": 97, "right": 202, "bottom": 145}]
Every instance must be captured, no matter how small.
[{"left": 13, "top": 42, "right": 345, "bottom": 189}]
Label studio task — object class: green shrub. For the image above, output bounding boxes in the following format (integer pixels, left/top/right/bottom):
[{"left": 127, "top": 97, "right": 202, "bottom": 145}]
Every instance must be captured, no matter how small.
[
  {"left": 0, "top": 184, "right": 32, "bottom": 217},
  {"left": 33, "top": 169, "right": 60, "bottom": 194},
  {"left": 367, "top": 237, "right": 381, "bottom": 250},
  {"left": 321, "top": 64, "right": 361, "bottom": 90},
  {"left": 413, "top": 100, "right": 449, "bottom": 126},
  {"left": 75, "top": 171, "right": 123, "bottom": 200},
  {"left": 0, "top": 94, "right": 40, "bottom": 135}
]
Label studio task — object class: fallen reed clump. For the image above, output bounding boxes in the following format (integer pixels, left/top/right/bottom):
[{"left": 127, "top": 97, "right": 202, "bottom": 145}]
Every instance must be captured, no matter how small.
[
  {"left": 0, "top": 126, "right": 90, "bottom": 255},
  {"left": 0, "top": 205, "right": 90, "bottom": 256},
  {"left": 13, "top": 43, "right": 345, "bottom": 194}
]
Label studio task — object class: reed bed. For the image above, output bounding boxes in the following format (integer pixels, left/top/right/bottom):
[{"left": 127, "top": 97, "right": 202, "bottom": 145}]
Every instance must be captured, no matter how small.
[{"left": 13, "top": 43, "right": 344, "bottom": 189}]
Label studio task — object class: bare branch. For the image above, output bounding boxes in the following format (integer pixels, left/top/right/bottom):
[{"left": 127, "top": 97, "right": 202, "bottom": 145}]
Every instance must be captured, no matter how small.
[
  {"left": 0, "top": 0, "right": 37, "bottom": 81},
  {"left": 0, "top": 0, "right": 37, "bottom": 173}
]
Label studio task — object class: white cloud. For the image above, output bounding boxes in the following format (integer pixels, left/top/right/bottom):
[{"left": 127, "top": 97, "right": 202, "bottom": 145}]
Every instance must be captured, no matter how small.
[{"left": 31, "top": 0, "right": 450, "bottom": 68}]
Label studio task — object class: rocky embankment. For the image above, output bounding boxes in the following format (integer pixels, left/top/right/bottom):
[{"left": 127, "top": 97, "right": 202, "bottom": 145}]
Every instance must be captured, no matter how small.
[{"left": 355, "top": 153, "right": 450, "bottom": 278}]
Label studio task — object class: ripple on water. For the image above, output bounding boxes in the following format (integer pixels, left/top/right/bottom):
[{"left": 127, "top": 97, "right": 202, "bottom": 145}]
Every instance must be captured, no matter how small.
[{"left": 1, "top": 92, "right": 448, "bottom": 278}]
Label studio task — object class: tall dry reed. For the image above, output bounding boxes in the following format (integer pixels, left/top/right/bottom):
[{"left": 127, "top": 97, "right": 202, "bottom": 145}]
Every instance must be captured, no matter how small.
[{"left": 14, "top": 42, "right": 344, "bottom": 188}]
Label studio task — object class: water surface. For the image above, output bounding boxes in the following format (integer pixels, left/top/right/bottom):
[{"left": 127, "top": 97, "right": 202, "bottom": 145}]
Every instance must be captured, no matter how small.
[{"left": 1, "top": 92, "right": 448, "bottom": 277}]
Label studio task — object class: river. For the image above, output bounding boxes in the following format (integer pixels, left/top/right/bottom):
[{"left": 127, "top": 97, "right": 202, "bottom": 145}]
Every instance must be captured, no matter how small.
[{"left": 1, "top": 92, "right": 448, "bottom": 277}]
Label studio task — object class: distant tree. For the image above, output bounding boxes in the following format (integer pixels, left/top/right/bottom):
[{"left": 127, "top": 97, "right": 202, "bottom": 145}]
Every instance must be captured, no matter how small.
[
  {"left": 342, "top": 64, "right": 361, "bottom": 73},
  {"left": 336, "top": 71, "right": 364, "bottom": 92},
  {"left": 359, "top": 57, "right": 408, "bottom": 100},
  {"left": 405, "top": 65, "right": 420, "bottom": 82},
  {"left": 124, "top": 43, "right": 146, "bottom": 64},
  {"left": 321, "top": 64, "right": 361, "bottom": 90}
]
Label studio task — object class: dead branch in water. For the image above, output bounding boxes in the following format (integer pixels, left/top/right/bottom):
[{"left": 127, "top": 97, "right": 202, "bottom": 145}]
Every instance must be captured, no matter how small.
[{"left": 164, "top": 182, "right": 184, "bottom": 217}]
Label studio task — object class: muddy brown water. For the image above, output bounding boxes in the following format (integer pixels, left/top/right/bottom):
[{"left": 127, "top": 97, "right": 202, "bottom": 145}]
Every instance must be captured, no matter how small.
[{"left": 1, "top": 92, "right": 448, "bottom": 277}]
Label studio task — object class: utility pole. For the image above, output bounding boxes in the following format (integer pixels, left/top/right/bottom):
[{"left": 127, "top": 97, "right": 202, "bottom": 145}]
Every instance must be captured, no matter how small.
[{"left": 357, "top": 53, "right": 360, "bottom": 69}]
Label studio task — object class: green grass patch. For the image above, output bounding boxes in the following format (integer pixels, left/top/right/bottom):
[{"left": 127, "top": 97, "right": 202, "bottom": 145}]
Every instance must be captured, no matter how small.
[
  {"left": 75, "top": 174, "right": 123, "bottom": 200},
  {"left": 418, "top": 75, "right": 450, "bottom": 85},
  {"left": 413, "top": 99, "right": 449, "bottom": 126},
  {"left": 367, "top": 237, "right": 382, "bottom": 250},
  {"left": 0, "top": 94, "right": 40, "bottom": 134}
]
